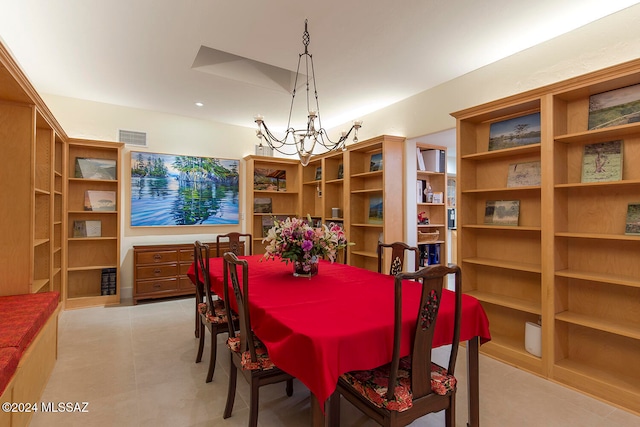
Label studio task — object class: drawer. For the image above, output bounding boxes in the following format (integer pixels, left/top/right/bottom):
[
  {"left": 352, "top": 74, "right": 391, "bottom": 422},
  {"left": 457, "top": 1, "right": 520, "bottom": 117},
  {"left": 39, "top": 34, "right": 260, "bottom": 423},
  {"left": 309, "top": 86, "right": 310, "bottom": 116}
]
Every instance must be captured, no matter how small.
[
  {"left": 136, "top": 264, "right": 178, "bottom": 280},
  {"left": 180, "top": 248, "right": 195, "bottom": 262},
  {"left": 136, "top": 278, "right": 178, "bottom": 294},
  {"left": 179, "top": 262, "right": 193, "bottom": 276},
  {"left": 136, "top": 250, "right": 179, "bottom": 265},
  {"left": 179, "top": 276, "right": 196, "bottom": 290}
]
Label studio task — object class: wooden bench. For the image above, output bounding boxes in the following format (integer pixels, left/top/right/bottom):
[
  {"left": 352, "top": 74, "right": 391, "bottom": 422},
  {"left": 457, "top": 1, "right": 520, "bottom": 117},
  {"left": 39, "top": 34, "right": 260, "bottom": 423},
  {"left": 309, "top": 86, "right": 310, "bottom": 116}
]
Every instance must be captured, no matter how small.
[{"left": 0, "top": 292, "right": 60, "bottom": 427}]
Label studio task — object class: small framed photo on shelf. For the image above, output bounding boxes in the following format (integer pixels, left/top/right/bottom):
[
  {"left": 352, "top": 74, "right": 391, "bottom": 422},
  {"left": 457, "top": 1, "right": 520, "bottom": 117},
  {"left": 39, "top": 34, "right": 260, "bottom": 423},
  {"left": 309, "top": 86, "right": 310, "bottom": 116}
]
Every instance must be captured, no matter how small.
[
  {"left": 488, "top": 112, "right": 541, "bottom": 151},
  {"left": 368, "top": 195, "right": 383, "bottom": 224},
  {"left": 369, "top": 153, "right": 383, "bottom": 172},
  {"left": 588, "top": 83, "right": 640, "bottom": 130},
  {"left": 84, "top": 190, "right": 116, "bottom": 211},
  {"left": 581, "top": 140, "right": 623, "bottom": 183},
  {"left": 337, "top": 163, "right": 344, "bottom": 179},
  {"left": 625, "top": 203, "right": 640, "bottom": 235},
  {"left": 507, "top": 160, "right": 541, "bottom": 187},
  {"left": 254, "top": 168, "right": 286, "bottom": 191},
  {"left": 484, "top": 200, "right": 520, "bottom": 226},
  {"left": 432, "top": 192, "right": 444, "bottom": 204},
  {"left": 75, "top": 157, "right": 117, "bottom": 180},
  {"left": 315, "top": 166, "right": 322, "bottom": 181},
  {"left": 73, "top": 220, "right": 102, "bottom": 237},
  {"left": 253, "top": 197, "right": 273, "bottom": 213}
]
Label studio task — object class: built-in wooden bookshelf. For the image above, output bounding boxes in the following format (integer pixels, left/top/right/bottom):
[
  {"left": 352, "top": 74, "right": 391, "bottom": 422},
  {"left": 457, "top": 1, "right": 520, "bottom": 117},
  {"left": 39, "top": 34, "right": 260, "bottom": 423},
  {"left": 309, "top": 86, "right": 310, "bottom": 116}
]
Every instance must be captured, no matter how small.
[
  {"left": 244, "top": 156, "right": 301, "bottom": 254},
  {"left": 452, "top": 58, "right": 640, "bottom": 415},
  {"left": 415, "top": 143, "right": 447, "bottom": 267},
  {"left": 346, "top": 135, "right": 405, "bottom": 272},
  {"left": 244, "top": 136, "right": 404, "bottom": 272},
  {"left": 66, "top": 139, "right": 122, "bottom": 309},
  {"left": 0, "top": 42, "right": 66, "bottom": 301}
]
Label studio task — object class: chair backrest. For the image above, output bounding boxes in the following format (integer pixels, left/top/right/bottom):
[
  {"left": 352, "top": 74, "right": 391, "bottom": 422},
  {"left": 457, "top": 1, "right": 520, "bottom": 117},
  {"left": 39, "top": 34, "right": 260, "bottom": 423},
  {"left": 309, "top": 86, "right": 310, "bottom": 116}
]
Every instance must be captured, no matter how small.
[
  {"left": 387, "top": 264, "right": 462, "bottom": 402},
  {"left": 194, "top": 240, "right": 216, "bottom": 311},
  {"left": 223, "top": 252, "right": 259, "bottom": 363},
  {"left": 377, "top": 242, "right": 420, "bottom": 275},
  {"left": 216, "top": 232, "right": 252, "bottom": 257}
]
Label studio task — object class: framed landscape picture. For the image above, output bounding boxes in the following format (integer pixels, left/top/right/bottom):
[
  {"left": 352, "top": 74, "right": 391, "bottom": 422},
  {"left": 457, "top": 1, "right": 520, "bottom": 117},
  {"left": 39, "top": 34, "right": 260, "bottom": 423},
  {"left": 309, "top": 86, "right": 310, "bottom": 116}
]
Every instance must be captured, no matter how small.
[
  {"left": 484, "top": 200, "right": 520, "bottom": 226},
  {"left": 130, "top": 151, "right": 240, "bottom": 226},
  {"left": 588, "top": 83, "right": 640, "bottom": 130},
  {"left": 368, "top": 195, "right": 383, "bottom": 224},
  {"left": 75, "top": 157, "right": 117, "bottom": 180},
  {"left": 253, "top": 197, "right": 273, "bottom": 213},
  {"left": 625, "top": 203, "right": 640, "bottom": 235},
  {"left": 581, "top": 140, "right": 623, "bottom": 183},
  {"left": 370, "top": 153, "right": 383, "bottom": 171},
  {"left": 488, "top": 112, "right": 541, "bottom": 151},
  {"left": 84, "top": 190, "right": 116, "bottom": 211},
  {"left": 507, "top": 161, "right": 541, "bottom": 187},
  {"left": 254, "top": 168, "right": 286, "bottom": 191}
]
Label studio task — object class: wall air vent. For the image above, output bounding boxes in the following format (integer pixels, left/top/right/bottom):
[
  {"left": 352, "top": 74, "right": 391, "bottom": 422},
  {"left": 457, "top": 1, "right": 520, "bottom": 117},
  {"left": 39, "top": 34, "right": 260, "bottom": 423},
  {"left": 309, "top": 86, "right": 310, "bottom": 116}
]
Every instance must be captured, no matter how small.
[{"left": 118, "top": 129, "right": 147, "bottom": 147}]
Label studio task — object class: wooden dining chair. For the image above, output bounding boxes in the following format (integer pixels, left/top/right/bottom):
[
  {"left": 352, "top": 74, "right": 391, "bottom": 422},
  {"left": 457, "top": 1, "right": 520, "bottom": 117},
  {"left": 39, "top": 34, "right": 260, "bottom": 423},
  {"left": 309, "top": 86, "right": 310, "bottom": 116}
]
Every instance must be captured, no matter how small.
[
  {"left": 194, "top": 241, "right": 239, "bottom": 383},
  {"left": 222, "top": 252, "right": 294, "bottom": 427},
  {"left": 333, "top": 264, "right": 462, "bottom": 427},
  {"left": 377, "top": 241, "right": 420, "bottom": 275},
  {"left": 216, "top": 232, "right": 252, "bottom": 257}
]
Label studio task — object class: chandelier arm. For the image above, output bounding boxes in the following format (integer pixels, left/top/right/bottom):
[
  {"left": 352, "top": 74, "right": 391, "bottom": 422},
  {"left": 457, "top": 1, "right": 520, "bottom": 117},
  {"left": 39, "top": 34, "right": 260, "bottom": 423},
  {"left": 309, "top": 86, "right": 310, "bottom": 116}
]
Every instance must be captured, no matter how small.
[{"left": 288, "top": 53, "right": 304, "bottom": 131}]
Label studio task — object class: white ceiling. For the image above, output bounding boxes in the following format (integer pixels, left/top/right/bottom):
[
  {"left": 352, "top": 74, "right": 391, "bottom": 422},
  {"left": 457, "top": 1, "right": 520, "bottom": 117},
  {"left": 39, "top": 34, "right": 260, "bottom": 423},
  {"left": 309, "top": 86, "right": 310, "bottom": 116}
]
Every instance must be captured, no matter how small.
[{"left": 1, "top": 0, "right": 639, "bottom": 133}]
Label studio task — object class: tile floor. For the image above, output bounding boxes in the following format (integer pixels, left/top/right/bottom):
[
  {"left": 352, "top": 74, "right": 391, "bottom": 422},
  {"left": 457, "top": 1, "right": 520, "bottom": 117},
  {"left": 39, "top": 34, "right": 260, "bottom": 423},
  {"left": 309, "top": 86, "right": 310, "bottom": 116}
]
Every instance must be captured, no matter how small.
[{"left": 30, "top": 297, "right": 640, "bottom": 427}]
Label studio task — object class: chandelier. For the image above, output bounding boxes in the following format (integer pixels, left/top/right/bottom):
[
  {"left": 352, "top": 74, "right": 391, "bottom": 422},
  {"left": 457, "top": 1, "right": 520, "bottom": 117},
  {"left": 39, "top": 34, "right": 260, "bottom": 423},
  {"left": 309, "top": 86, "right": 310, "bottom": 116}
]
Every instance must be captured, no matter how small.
[{"left": 254, "top": 20, "right": 362, "bottom": 166}]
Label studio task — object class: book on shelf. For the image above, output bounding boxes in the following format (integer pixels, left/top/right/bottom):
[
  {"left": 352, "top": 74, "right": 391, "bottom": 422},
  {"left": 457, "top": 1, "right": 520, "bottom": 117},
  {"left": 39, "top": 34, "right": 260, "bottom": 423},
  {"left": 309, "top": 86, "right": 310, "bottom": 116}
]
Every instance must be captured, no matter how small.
[
  {"left": 416, "top": 180, "right": 424, "bottom": 203},
  {"left": 101, "top": 268, "right": 110, "bottom": 296},
  {"left": 581, "top": 140, "right": 623, "bottom": 183},
  {"left": 84, "top": 190, "right": 116, "bottom": 211},
  {"left": 108, "top": 268, "right": 117, "bottom": 295},
  {"left": 419, "top": 149, "right": 445, "bottom": 172},
  {"left": 416, "top": 147, "right": 426, "bottom": 171},
  {"left": 73, "top": 220, "right": 102, "bottom": 237},
  {"left": 419, "top": 243, "right": 440, "bottom": 266},
  {"left": 253, "top": 197, "right": 273, "bottom": 213},
  {"left": 506, "top": 160, "right": 541, "bottom": 187},
  {"left": 626, "top": 203, "right": 640, "bottom": 235},
  {"left": 484, "top": 200, "right": 520, "bottom": 226}
]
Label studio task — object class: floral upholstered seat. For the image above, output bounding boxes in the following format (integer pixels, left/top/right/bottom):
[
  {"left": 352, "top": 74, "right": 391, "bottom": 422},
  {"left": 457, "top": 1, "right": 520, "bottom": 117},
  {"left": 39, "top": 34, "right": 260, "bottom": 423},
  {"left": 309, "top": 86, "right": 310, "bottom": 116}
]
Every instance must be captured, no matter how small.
[
  {"left": 226, "top": 335, "right": 276, "bottom": 371},
  {"left": 198, "top": 299, "right": 238, "bottom": 324},
  {"left": 339, "top": 356, "right": 457, "bottom": 412}
]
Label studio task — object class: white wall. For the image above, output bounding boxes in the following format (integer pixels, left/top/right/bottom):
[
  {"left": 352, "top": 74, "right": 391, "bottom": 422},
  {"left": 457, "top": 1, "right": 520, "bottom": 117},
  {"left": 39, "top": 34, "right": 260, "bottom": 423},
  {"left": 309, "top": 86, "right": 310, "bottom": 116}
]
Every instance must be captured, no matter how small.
[{"left": 42, "top": 4, "right": 640, "bottom": 298}]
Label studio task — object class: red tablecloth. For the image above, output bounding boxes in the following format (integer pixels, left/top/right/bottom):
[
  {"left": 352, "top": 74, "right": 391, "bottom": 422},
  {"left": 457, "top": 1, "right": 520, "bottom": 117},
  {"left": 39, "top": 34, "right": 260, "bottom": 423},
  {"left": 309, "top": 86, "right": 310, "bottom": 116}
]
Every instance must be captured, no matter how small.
[{"left": 188, "top": 255, "right": 490, "bottom": 407}]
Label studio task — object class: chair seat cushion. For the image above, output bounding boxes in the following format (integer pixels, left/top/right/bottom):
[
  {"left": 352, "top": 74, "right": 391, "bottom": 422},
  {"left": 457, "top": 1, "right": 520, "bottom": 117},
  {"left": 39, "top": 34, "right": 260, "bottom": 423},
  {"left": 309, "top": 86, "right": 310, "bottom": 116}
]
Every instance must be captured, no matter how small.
[
  {"left": 340, "top": 356, "right": 456, "bottom": 412},
  {"left": 198, "top": 299, "right": 237, "bottom": 324},
  {"left": 226, "top": 335, "right": 276, "bottom": 371}
]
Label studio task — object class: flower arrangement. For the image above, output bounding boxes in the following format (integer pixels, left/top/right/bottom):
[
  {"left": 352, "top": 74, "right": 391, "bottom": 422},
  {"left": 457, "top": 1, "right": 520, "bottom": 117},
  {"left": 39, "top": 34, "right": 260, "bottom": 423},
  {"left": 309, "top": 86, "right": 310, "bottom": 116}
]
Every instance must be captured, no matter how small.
[{"left": 262, "top": 215, "right": 350, "bottom": 275}]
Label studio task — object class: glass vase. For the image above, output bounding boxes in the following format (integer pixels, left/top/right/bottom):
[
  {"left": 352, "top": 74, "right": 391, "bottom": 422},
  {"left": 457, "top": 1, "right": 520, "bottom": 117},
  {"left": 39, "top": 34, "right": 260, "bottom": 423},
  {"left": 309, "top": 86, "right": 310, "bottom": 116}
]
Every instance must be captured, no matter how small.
[{"left": 293, "top": 260, "right": 319, "bottom": 277}]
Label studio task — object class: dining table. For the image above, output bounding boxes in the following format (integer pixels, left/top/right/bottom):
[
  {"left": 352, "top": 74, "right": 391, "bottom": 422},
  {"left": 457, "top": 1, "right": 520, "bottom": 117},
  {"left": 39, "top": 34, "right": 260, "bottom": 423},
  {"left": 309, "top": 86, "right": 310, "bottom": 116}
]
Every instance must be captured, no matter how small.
[{"left": 188, "top": 254, "right": 490, "bottom": 427}]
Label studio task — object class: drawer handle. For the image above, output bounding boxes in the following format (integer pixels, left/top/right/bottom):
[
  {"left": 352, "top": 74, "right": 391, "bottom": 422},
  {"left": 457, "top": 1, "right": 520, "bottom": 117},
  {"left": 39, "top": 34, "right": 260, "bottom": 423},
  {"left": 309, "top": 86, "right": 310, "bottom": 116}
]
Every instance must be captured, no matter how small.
[
  {"left": 153, "top": 283, "right": 162, "bottom": 289},
  {"left": 153, "top": 254, "right": 162, "bottom": 261},
  {"left": 154, "top": 269, "right": 162, "bottom": 275}
]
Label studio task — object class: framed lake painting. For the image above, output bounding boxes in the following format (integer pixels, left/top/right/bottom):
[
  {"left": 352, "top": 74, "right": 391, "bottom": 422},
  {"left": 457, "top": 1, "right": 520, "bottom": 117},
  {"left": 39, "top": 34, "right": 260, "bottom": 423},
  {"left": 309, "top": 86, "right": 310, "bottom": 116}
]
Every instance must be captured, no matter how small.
[
  {"left": 130, "top": 151, "right": 240, "bottom": 226},
  {"left": 488, "top": 112, "right": 541, "bottom": 151}
]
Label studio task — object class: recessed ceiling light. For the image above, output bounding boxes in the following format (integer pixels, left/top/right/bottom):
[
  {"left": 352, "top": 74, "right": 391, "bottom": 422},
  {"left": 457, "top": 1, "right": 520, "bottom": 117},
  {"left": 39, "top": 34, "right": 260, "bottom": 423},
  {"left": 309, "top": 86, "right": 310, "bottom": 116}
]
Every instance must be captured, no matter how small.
[{"left": 195, "top": 102, "right": 204, "bottom": 107}]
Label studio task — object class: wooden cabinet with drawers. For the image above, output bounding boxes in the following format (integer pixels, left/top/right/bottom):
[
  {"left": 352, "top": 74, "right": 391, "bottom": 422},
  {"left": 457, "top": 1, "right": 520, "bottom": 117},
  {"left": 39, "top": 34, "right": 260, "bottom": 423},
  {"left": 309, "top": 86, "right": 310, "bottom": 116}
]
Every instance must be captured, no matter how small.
[{"left": 133, "top": 242, "right": 243, "bottom": 304}]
